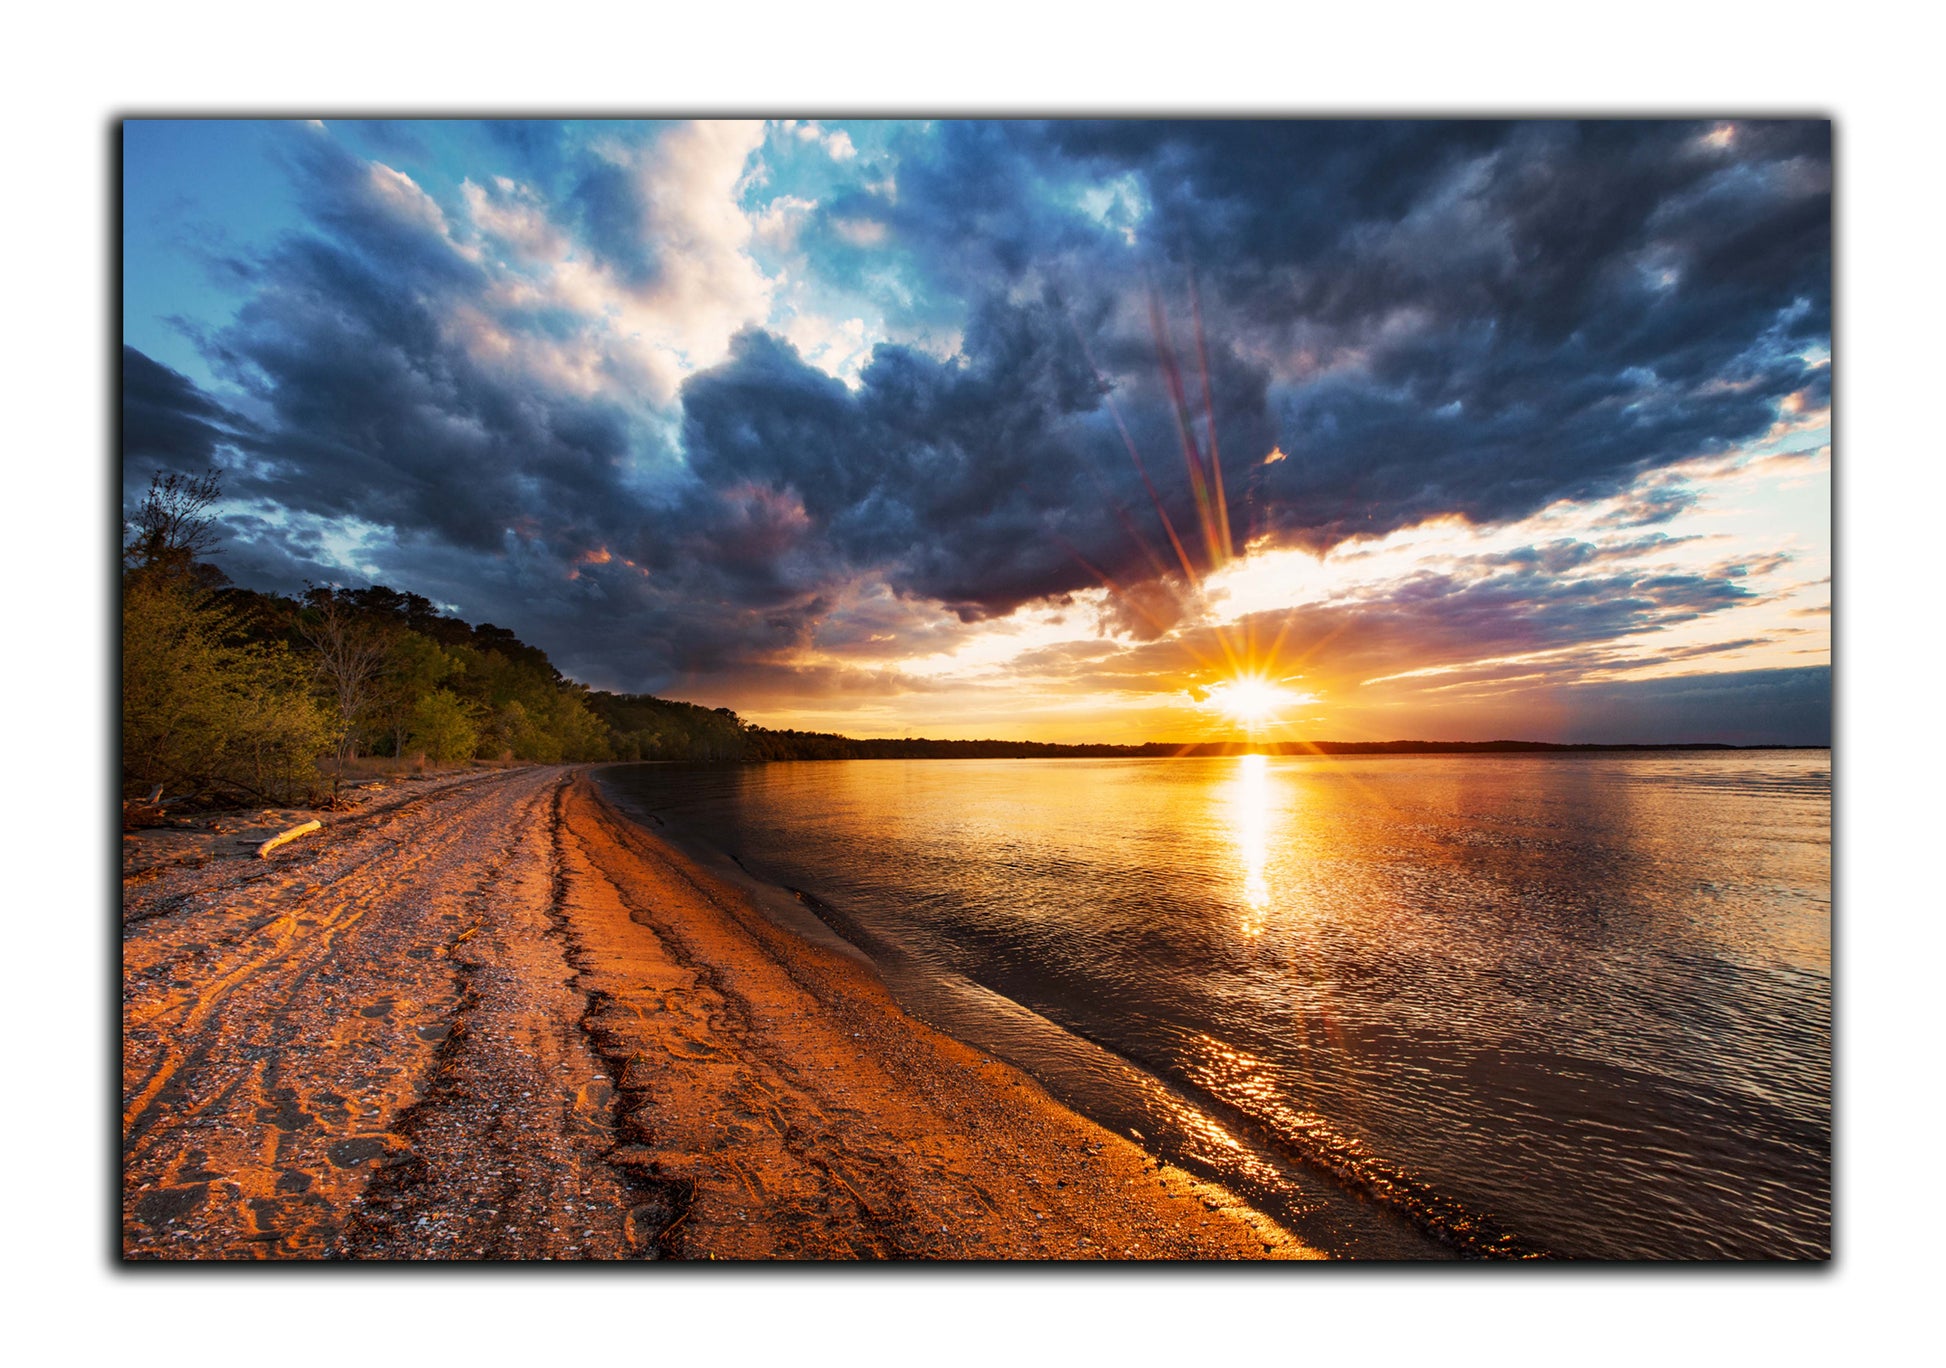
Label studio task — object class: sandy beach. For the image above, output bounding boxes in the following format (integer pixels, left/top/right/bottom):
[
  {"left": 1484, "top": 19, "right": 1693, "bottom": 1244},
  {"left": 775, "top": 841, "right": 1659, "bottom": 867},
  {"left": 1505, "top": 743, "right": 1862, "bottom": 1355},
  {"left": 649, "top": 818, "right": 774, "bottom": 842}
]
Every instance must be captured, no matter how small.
[{"left": 121, "top": 765, "right": 1317, "bottom": 1260}]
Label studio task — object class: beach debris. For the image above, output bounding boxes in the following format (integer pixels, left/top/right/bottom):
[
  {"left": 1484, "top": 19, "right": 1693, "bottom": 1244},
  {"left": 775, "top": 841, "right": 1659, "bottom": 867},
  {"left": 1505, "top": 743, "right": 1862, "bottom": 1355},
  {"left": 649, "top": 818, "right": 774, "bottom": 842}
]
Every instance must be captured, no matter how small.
[
  {"left": 121, "top": 785, "right": 176, "bottom": 829},
  {"left": 256, "top": 820, "right": 322, "bottom": 859}
]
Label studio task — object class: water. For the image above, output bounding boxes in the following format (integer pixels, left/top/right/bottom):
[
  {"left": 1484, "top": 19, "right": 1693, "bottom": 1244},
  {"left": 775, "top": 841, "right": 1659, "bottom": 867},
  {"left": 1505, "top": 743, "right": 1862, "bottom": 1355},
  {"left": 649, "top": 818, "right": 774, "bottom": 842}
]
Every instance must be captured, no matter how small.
[{"left": 596, "top": 752, "right": 1830, "bottom": 1259}]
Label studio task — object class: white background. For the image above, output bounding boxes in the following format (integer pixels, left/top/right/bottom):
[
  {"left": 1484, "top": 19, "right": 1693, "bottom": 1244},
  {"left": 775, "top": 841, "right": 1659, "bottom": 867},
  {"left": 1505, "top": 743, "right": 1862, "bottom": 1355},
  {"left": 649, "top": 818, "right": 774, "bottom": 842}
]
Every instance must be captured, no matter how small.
[{"left": 9, "top": 3, "right": 1934, "bottom": 1363}]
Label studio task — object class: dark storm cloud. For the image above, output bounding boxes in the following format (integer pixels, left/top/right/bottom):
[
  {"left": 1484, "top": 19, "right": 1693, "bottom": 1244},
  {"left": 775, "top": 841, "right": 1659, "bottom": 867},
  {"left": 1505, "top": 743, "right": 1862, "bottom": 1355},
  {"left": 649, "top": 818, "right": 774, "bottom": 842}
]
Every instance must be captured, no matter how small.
[
  {"left": 676, "top": 301, "right": 1196, "bottom": 622},
  {"left": 121, "top": 346, "right": 257, "bottom": 491},
  {"left": 669, "top": 280, "right": 1291, "bottom": 632},
  {"left": 123, "top": 119, "right": 1827, "bottom": 698},
  {"left": 123, "top": 329, "right": 856, "bottom": 696},
  {"left": 1474, "top": 534, "right": 1707, "bottom": 575},
  {"left": 735, "top": 118, "right": 1827, "bottom": 586},
  {"left": 919, "top": 120, "right": 1830, "bottom": 553},
  {"left": 568, "top": 156, "right": 661, "bottom": 289},
  {"left": 1043, "top": 120, "right": 1829, "bottom": 343}
]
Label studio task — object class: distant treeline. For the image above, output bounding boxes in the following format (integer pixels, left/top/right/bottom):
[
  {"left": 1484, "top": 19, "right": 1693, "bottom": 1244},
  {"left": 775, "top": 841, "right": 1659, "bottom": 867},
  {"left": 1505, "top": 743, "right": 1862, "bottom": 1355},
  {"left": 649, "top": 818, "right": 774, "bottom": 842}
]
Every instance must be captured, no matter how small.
[
  {"left": 588, "top": 725, "right": 1805, "bottom": 763},
  {"left": 582, "top": 708, "right": 1197, "bottom": 763},
  {"left": 123, "top": 471, "right": 1814, "bottom": 808}
]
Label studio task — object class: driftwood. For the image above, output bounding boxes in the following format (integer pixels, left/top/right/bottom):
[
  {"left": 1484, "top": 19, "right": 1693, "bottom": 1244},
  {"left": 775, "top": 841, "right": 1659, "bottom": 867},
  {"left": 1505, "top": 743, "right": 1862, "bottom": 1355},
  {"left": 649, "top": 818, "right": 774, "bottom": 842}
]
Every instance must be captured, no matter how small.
[
  {"left": 257, "top": 820, "right": 322, "bottom": 859},
  {"left": 122, "top": 787, "right": 171, "bottom": 830}
]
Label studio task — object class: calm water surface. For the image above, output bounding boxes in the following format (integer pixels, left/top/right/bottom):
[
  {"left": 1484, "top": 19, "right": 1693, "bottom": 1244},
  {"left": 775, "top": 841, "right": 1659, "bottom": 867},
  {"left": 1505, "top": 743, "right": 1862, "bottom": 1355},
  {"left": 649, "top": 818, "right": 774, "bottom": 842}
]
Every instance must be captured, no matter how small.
[{"left": 597, "top": 753, "right": 1829, "bottom": 1259}]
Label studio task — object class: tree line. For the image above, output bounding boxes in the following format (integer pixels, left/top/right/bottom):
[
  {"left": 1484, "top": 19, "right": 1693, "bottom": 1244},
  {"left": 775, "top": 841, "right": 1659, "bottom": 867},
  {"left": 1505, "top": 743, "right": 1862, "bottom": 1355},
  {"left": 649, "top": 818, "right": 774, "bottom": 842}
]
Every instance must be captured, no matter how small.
[{"left": 123, "top": 471, "right": 610, "bottom": 807}]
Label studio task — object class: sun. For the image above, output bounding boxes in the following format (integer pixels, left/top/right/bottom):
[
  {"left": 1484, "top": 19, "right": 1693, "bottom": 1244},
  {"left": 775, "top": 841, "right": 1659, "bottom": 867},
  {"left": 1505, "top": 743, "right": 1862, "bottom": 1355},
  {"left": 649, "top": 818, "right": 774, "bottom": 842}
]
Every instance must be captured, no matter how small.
[{"left": 1208, "top": 676, "right": 1290, "bottom": 725}]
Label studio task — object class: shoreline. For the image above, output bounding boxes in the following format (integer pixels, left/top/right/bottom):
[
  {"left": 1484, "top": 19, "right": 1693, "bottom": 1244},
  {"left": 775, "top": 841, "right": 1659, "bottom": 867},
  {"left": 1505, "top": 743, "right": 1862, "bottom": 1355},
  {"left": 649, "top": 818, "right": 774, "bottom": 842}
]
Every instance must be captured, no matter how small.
[
  {"left": 593, "top": 765, "right": 1466, "bottom": 1259},
  {"left": 122, "top": 765, "right": 1319, "bottom": 1259}
]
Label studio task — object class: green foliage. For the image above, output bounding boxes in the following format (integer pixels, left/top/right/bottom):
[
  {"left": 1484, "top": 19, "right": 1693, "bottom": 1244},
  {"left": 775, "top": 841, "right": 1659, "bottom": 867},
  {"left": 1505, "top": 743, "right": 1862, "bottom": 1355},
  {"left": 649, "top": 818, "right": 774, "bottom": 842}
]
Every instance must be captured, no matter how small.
[
  {"left": 366, "top": 629, "right": 461, "bottom": 758},
  {"left": 120, "top": 471, "right": 734, "bottom": 792},
  {"left": 122, "top": 570, "right": 330, "bottom": 802},
  {"left": 122, "top": 548, "right": 613, "bottom": 796},
  {"left": 586, "top": 693, "right": 752, "bottom": 761},
  {"left": 407, "top": 688, "right": 482, "bottom": 763},
  {"left": 551, "top": 688, "right": 613, "bottom": 762},
  {"left": 483, "top": 698, "right": 551, "bottom": 762},
  {"left": 483, "top": 690, "right": 613, "bottom": 763}
]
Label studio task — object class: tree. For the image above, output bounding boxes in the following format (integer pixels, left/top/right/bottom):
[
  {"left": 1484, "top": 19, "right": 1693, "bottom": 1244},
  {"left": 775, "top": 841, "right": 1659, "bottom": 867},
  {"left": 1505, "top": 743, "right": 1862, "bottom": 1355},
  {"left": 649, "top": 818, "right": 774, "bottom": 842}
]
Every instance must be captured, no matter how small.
[
  {"left": 366, "top": 630, "right": 460, "bottom": 758},
  {"left": 296, "top": 589, "right": 390, "bottom": 798},
  {"left": 123, "top": 468, "right": 329, "bottom": 805},
  {"left": 549, "top": 687, "right": 612, "bottom": 762},
  {"left": 124, "top": 469, "right": 224, "bottom": 578},
  {"left": 123, "top": 570, "right": 330, "bottom": 803},
  {"left": 407, "top": 688, "right": 481, "bottom": 762},
  {"left": 483, "top": 698, "right": 550, "bottom": 762}
]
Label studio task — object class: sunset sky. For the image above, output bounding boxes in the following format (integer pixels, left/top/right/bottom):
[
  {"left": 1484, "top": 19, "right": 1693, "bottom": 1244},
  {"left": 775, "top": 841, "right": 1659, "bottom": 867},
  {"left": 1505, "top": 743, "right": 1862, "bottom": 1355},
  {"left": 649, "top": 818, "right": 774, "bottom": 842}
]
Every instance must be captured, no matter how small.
[{"left": 123, "top": 118, "right": 1830, "bottom": 744}]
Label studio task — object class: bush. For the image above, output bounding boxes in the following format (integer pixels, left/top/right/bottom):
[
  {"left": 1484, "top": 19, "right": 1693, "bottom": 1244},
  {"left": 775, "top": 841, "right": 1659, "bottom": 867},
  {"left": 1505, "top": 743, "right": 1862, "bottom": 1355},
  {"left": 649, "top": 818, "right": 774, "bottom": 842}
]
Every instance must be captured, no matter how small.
[
  {"left": 407, "top": 688, "right": 482, "bottom": 763},
  {"left": 123, "top": 571, "right": 331, "bottom": 803}
]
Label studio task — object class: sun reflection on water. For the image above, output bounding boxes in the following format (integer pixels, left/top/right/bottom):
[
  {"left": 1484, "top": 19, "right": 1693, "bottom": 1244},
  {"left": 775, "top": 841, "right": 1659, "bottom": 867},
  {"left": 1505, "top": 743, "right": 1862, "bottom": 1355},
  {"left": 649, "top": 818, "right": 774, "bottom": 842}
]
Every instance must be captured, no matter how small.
[{"left": 1230, "top": 753, "right": 1273, "bottom": 935}]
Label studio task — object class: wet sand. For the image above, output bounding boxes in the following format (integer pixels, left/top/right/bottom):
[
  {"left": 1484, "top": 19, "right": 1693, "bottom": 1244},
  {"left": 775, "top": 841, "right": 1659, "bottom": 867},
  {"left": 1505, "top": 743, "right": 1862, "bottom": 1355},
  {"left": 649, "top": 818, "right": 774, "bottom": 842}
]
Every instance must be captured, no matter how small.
[{"left": 122, "top": 765, "right": 1319, "bottom": 1259}]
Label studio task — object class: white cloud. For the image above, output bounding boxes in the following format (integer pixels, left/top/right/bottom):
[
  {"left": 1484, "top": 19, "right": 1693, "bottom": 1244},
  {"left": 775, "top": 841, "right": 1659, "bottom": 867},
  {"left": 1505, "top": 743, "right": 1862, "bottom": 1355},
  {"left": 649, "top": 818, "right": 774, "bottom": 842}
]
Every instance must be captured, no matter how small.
[
  {"left": 751, "top": 194, "right": 819, "bottom": 252},
  {"left": 432, "top": 121, "right": 780, "bottom": 407},
  {"left": 367, "top": 162, "right": 452, "bottom": 237},
  {"left": 1074, "top": 172, "right": 1148, "bottom": 244},
  {"left": 833, "top": 217, "right": 888, "bottom": 248},
  {"left": 618, "top": 120, "right": 776, "bottom": 390},
  {"left": 461, "top": 176, "right": 566, "bottom": 260},
  {"left": 778, "top": 311, "right": 877, "bottom": 387},
  {"left": 361, "top": 161, "right": 482, "bottom": 265}
]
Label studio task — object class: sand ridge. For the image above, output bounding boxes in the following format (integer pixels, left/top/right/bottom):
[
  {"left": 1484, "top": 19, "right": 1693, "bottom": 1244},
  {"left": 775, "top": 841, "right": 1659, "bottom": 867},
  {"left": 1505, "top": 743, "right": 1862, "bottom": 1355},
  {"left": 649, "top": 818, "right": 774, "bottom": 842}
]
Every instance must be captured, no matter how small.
[{"left": 121, "top": 765, "right": 1319, "bottom": 1260}]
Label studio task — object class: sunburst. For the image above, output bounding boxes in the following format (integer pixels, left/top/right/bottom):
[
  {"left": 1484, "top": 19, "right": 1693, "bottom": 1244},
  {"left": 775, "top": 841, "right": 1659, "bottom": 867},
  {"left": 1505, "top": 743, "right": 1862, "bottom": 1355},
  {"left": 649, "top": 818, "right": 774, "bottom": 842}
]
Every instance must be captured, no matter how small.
[{"left": 1207, "top": 676, "right": 1293, "bottom": 725}]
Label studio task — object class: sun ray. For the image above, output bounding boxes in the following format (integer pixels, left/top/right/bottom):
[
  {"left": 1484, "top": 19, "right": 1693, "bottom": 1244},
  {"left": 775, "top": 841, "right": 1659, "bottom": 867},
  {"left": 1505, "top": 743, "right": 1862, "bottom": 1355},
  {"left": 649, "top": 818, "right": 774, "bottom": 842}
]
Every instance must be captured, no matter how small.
[{"left": 1190, "top": 270, "right": 1234, "bottom": 564}]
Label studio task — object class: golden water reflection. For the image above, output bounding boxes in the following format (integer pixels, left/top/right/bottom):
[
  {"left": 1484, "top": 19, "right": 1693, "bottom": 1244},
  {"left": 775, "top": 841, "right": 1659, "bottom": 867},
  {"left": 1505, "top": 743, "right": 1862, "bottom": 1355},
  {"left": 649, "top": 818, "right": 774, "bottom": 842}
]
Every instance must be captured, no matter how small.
[{"left": 1229, "top": 753, "right": 1273, "bottom": 935}]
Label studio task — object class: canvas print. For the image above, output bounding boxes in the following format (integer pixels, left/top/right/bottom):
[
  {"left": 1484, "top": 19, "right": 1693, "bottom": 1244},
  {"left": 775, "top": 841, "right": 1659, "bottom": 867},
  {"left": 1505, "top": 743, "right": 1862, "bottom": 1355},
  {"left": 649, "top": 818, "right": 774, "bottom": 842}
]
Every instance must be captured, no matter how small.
[{"left": 121, "top": 118, "right": 1831, "bottom": 1260}]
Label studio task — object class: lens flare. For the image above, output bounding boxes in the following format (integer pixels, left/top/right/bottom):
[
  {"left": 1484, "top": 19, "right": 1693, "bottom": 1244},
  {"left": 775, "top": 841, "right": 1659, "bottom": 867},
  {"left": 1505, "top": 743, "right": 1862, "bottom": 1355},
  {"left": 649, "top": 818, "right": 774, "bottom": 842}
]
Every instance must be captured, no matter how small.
[
  {"left": 1055, "top": 276, "right": 1337, "bottom": 743},
  {"left": 1208, "top": 677, "right": 1294, "bottom": 724}
]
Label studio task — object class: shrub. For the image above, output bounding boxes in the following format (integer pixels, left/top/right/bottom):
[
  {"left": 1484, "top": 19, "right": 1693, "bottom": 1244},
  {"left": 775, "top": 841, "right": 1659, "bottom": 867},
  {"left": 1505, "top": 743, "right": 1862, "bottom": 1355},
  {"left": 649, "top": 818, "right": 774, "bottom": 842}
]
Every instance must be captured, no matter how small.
[
  {"left": 123, "top": 571, "right": 331, "bottom": 803},
  {"left": 407, "top": 688, "right": 482, "bottom": 763}
]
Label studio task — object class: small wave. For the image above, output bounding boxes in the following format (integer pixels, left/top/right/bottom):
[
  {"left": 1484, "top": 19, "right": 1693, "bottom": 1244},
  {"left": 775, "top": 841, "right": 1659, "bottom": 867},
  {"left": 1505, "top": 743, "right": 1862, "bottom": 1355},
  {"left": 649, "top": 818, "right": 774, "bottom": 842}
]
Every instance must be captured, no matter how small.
[
  {"left": 1092, "top": 1029, "right": 1555, "bottom": 1258},
  {"left": 1240, "top": 1102, "right": 1548, "bottom": 1258}
]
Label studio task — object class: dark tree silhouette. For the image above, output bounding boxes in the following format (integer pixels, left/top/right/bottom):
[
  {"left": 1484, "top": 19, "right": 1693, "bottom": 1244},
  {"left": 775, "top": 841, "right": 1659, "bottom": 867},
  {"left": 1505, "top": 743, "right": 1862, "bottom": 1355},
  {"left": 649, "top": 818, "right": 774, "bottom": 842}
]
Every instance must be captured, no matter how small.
[{"left": 124, "top": 469, "right": 224, "bottom": 577}]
